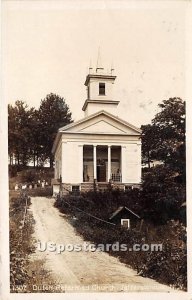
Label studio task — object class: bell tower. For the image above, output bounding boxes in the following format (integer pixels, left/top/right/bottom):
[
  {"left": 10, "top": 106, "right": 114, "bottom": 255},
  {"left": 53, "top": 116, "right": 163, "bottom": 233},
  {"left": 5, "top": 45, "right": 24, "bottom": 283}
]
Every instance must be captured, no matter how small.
[{"left": 82, "top": 53, "right": 119, "bottom": 117}]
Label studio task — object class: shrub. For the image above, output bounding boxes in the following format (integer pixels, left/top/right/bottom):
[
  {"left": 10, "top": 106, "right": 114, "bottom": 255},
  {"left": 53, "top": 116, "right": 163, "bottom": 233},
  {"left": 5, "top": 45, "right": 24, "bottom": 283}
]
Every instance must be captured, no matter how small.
[
  {"left": 9, "top": 165, "right": 24, "bottom": 177},
  {"left": 21, "top": 170, "right": 37, "bottom": 183},
  {"left": 10, "top": 192, "right": 34, "bottom": 289},
  {"left": 141, "top": 165, "right": 186, "bottom": 224}
]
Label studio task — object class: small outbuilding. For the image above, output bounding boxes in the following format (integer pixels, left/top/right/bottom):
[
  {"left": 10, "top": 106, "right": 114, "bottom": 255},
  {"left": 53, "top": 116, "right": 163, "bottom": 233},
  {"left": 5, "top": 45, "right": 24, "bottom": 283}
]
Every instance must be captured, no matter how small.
[{"left": 109, "top": 206, "right": 141, "bottom": 229}]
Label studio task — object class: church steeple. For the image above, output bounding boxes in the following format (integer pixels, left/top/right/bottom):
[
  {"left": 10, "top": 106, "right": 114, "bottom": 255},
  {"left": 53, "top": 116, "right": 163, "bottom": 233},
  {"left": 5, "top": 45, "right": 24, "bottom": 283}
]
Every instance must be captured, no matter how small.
[{"left": 82, "top": 56, "right": 119, "bottom": 117}]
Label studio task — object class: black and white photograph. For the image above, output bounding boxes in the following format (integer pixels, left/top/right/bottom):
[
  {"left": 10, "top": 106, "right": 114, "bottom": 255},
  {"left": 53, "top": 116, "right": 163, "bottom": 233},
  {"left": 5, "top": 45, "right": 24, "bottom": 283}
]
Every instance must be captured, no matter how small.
[{"left": 0, "top": 0, "right": 191, "bottom": 299}]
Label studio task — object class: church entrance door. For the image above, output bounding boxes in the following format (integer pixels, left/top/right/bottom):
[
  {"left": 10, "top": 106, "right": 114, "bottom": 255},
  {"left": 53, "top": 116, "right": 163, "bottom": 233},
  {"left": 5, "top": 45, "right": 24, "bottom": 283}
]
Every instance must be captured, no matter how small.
[{"left": 97, "top": 164, "right": 106, "bottom": 182}]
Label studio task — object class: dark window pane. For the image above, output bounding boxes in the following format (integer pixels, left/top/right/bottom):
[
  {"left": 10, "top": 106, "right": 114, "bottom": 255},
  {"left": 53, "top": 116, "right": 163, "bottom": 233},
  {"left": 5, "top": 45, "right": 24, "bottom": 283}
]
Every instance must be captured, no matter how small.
[
  {"left": 72, "top": 185, "right": 80, "bottom": 192},
  {"left": 99, "top": 83, "right": 105, "bottom": 95}
]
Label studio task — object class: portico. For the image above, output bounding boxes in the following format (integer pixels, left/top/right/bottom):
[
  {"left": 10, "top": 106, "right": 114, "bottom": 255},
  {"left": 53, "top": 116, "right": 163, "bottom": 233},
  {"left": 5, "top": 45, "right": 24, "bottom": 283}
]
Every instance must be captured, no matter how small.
[{"left": 83, "top": 145, "right": 121, "bottom": 183}]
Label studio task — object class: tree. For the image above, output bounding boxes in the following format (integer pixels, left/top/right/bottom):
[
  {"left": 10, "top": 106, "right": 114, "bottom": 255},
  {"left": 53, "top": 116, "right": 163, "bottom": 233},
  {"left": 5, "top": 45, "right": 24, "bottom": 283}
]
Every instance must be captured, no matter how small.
[
  {"left": 141, "top": 124, "right": 159, "bottom": 168},
  {"left": 8, "top": 104, "right": 16, "bottom": 165},
  {"left": 141, "top": 165, "right": 185, "bottom": 224},
  {"left": 8, "top": 101, "right": 35, "bottom": 166},
  {"left": 141, "top": 97, "right": 185, "bottom": 178},
  {"left": 28, "top": 109, "right": 44, "bottom": 167},
  {"left": 8, "top": 94, "right": 73, "bottom": 168},
  {"left": 38, "top": 93, "right": 73, "bottom": 167}
]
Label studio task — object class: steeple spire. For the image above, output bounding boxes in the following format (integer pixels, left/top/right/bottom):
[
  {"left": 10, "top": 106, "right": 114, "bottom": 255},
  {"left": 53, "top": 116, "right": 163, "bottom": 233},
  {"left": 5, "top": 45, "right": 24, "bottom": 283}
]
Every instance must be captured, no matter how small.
[
  {"left": 89, "top": 59, "right": 93, "bottom": 74},
  {"left": 96, "top": 47, "right": 104, "bottom": 73},
  {"left": 111, "top": 61, "right": 114, "bottom": 75}
]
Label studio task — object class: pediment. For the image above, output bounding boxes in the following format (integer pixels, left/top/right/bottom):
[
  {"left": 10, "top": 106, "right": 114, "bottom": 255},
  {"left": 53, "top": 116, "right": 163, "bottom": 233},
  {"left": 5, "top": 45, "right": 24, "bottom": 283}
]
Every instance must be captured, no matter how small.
[
  {"left": 59, "top": 110, "right": 141, "bottom": 135},
  {"left": 79, "top": 120, "right": 126, "bottom": 134}
]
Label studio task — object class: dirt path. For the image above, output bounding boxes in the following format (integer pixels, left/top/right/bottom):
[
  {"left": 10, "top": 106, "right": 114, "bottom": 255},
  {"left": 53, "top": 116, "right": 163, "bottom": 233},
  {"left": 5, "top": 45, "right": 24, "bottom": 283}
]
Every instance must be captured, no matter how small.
[{"left": 29, "top": 197, "right": 174, "bottom": 293}]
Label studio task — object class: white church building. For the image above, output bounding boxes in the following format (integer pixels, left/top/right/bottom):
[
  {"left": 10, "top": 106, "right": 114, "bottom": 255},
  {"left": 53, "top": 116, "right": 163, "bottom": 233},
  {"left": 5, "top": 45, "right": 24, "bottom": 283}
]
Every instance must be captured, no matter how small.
[{"left": 52, "top": 60, "right": 142, "bottom": 194}]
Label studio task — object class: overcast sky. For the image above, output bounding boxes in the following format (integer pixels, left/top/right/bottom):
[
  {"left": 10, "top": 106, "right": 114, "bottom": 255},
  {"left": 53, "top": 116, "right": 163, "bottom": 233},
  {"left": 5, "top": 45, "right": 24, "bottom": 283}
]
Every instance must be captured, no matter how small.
[{"left": 3, "top": 0, "right": 188, "bottom": 127}]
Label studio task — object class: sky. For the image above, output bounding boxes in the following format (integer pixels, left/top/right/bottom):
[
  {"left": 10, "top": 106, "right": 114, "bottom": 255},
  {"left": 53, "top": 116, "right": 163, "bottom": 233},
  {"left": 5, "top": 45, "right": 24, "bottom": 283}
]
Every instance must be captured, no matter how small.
[{"left": 2, "top": 0, "right": 188, "bottom": 127}]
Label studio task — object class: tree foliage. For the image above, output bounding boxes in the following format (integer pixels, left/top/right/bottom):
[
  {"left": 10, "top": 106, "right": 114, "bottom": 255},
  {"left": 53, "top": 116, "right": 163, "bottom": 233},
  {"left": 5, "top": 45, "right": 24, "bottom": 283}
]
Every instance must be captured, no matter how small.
[
  {"left": 141, "top": 98, "right": 186, "bottom": 225},
  {"left": 38, "top": 93, "right": 73, "bottom": 167},
  {"left": 8, "top": 94, "right": 73, "bottom": 167},
  {"left": 8, "top": 101, "right": 35, "bottom": 166},
  {"left": 141, "top": 97, "right": 185, "bottom": 178},
  {"left": 141, "top": 165, "right": 186, "bottom": 224}
]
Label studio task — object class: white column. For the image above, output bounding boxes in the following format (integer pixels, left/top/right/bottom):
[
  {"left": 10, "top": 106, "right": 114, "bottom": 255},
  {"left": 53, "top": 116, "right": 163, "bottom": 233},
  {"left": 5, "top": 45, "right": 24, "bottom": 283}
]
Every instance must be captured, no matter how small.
[
  {"left": 108, "top": 145, "right": 111, "bottom": 181},
  {"left": 78, "top": 145, "right": 83, "bottom": 183},
  {"left": 121, "top": 146, "right": 127, "bottom": 183},
  {"left": 137, "top": 142, "right": 142, "bottom": 183},
  {"left": 93, "top": 145, "right": 97, "bottom": 180}
]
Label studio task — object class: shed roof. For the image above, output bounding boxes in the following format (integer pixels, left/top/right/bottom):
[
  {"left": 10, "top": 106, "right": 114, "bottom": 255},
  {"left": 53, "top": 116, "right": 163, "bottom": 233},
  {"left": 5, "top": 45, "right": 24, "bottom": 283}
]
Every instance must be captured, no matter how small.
[{"left": 109, "top": 206, "right": 140, "bottom": 220}]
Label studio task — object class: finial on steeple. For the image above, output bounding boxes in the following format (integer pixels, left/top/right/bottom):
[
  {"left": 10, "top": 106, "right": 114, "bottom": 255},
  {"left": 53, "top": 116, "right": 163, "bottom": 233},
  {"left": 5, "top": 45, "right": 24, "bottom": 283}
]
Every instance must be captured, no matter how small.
[
  {"left": 111, "top": 61, "right": 114, "bottom": 75},
  {"left": 96, "top": 47, "right": 104, "bottom": 73},
  {"left": 89, "top": 59, "right": 93, "bottom": 74}
]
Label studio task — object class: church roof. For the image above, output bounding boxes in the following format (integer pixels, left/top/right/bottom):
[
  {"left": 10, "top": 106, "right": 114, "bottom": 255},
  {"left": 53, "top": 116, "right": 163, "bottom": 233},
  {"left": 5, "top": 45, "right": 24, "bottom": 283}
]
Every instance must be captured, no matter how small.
[
  {"left": 59, "top": 110, "right": 141, "bottom": 133},
  {"left": 52, "top": 110, "right": 141, "bottom": 154}
]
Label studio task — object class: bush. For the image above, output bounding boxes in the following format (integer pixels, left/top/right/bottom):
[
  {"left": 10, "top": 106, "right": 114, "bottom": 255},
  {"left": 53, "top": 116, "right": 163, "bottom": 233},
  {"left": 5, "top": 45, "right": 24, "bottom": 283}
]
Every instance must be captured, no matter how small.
[
  {"left": 10, "top": 192, "right": 34, "bottom": 289},
  {"left": 9, "top": 165, "right": 23, "bottom": 177},
  {"left": 141, "top": 165, "right": 186, "bottom": 224},
  {"left": 21, "top": 170, "right": 37, "bottom": 183}
]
